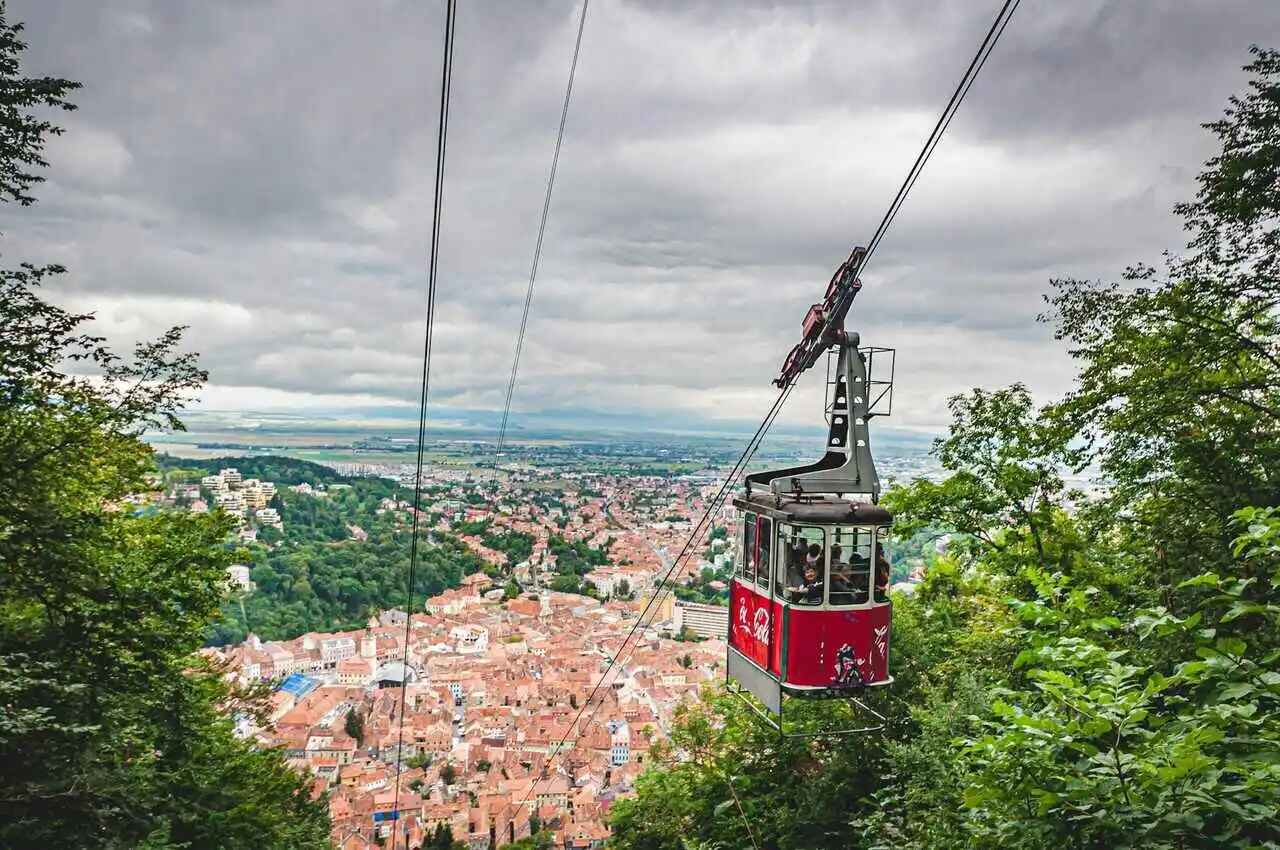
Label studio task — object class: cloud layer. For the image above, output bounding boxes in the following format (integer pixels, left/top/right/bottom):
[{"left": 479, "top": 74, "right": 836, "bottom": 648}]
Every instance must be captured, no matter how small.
[{"left": 6, "top": 0, "right": 1279, "bottom": 431}]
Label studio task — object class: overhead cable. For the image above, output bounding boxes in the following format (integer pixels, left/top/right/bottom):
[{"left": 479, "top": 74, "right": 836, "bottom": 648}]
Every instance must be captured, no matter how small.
[
  {"left": 862, "top": 0, "right": 1022, "bottom": 272},
  {"left": 390, "top": 1, "right": 458, "bottom": 846},
  {"left": 749, "top": 0, "right": 1023, "bottom": 465},
  {"left": 508, "top": 0, "right": 1022, "bottom": 822},
  {"left": 496, "top": 0, "right": 591, "bottom": 454}
]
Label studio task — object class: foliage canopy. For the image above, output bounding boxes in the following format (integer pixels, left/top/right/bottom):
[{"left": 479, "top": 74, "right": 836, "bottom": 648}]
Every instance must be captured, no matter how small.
[{"left": 0, "top": 5, "right": 330, "bottom": 846}]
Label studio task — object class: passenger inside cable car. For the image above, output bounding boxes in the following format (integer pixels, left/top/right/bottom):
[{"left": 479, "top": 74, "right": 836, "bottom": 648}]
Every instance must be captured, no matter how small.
[
  {"left": 874, "top": 542, "right": 890, "bottom": 602},
  {"left": 829, "top": 559, "right": 865, "bottom": 605},
  {"left": 785, "top": 540, "right": 827, "bottom": 604},
  {"left": 735, "top": 517, "right": 892, "bottom": 610},
  {"left": 793, "top": 562, "right": 824, "bottom": 605},
  {"left": 784, "top": 535, "right": 807, "bottom": 587}
]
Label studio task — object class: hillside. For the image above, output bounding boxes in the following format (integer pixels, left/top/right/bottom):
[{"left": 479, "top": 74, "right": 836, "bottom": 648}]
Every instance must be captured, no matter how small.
[
  {"left": 155, "top": 453, "right": 364, "bottom": 487},
  {"left": 156, "top": 454, "right": 487, "bottom": 643}
]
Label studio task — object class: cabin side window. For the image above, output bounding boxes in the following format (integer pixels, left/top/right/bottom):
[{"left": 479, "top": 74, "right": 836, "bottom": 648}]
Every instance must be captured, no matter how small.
[
  {"left": 828, "top": 527, "right": 875, "bottom": 607},
  {"left": 873, "top": 528, "right": 891, "bottom": 603},
  {"left": 756, "top": 517, "right": 773, "bottom": 592},
  {"left": 778, "top": 524, "right": 826, "bottom": 605},
  {"left": 740, "top": 513, "right": 757, "bottom": 582}
]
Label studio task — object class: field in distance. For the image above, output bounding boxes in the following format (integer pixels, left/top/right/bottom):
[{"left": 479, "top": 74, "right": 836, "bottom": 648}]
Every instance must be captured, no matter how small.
[{"left": 144, "top": 406, "right": 941, "bottom": 477}]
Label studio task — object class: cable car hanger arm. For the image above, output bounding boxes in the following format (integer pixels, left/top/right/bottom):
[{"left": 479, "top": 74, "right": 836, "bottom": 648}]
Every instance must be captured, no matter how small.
[
  {"left": 748, "top": 245, "right": 882, "bottom": 501},
  {"left": 773, "top": 244, "right": 866, "bottom": 390}
]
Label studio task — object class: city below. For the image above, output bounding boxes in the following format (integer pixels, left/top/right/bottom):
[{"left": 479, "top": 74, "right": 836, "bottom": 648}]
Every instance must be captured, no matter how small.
[{"left": 141, "top": 429, "right": 1091, "bottom": 849}]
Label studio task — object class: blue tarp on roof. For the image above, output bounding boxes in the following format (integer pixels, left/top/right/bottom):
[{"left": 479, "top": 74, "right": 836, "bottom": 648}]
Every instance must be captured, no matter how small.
[{"left": 275, "top": 673, "right": 320, "bottom": 698}]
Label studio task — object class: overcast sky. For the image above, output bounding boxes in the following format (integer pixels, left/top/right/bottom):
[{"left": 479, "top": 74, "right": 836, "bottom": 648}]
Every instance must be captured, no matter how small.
[{"left": 6, "top": 0, "right": 1279, "bottom": 433}]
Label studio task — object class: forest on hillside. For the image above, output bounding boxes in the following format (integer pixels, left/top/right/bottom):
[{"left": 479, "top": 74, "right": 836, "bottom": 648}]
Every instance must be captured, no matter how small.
[
  {"left": 155, "top": 455, "right": 488, "bottom": 644},
  {"left": 606, "top": 47, "right": 1280, "bottom": 850},
  {"left": 160, "top": 453, "right": 621, "bottom": 641},
  {"left": 156, "top": 453, "right": 369, "bottom": 488}
]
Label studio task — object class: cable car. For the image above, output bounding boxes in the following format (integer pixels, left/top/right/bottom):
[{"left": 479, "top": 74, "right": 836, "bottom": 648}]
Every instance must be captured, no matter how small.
[{"left": 725, "top": 260, "right": 896, "bottom": 732}]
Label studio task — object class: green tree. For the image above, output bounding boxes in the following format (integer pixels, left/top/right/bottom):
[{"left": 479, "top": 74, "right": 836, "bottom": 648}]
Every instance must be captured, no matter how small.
[
  {"left": 0, "top": 7, "right": 330, "bottom": 846},
  {"left": 424, "top": 822, "right": 466, "bottom": 850},
  {"left": 882, "top": 383, "right": 1083, "bottom": 576},
  {"left": 610, "top": 693, "right": 884, "bottom": 850},
  {"left": 957, "top": 511, "right": 1280, "bottom": 850},
  {"left": 549, "top": 574, "right": 582, "bottom": 594},
  {"left": 257, "top": 523, "right": 284, "bottom": 545},
  {"left": 1040, "top": 46, "right": 1280, "bottom": 610},
  {"left": 345, "top": 707, "right": 364, "bottom": 747}
]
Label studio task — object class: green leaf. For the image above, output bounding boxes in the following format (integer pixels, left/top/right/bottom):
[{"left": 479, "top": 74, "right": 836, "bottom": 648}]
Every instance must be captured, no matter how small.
[{"left": 1216, "top": 682, "right": 1256, "bottom": 702}]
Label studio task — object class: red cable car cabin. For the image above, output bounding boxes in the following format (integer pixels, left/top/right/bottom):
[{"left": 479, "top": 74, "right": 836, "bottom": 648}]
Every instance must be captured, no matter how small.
[
  {"left": 728, "top": 496, "right": 892, "bottom": 697},
  {"left": 726, "top": 330, "right": 896, "bottom": 718}
]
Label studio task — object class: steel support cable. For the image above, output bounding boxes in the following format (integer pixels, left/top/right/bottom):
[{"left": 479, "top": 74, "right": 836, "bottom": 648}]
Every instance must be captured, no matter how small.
[
  {"left": 722, "top": 769, "right": 764, "bottom": 850},
  {"left": 391, "top": 1, "right": 457, "bottom": 846},
  {"left": 510, "top": 381, "right": 795, "bottom": 813},
  {"left": 495, "top": 0, "right": 590, "bottom": 455},
  {"left": 862, "top": 0, "right": 1021, "bottom": 269},
  {"left": 749, "top": 0, "right": 1022, "bottom": 466},
  {"left": 507, "top": 0, "right": 1021, "bottom": 822},
  {"left": 554, "top": 380, "right": 794, "bottom": 730}
]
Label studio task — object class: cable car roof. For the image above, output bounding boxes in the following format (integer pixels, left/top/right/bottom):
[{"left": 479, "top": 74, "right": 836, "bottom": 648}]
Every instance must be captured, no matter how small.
[{"left": 732, "top": 492, "right": 892, "bottom": 525}]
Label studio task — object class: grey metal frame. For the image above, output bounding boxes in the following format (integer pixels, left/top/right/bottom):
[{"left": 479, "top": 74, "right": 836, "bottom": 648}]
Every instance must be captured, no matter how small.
[
  {"left": 724, "top": 672, "right": 887, "bottom": 738},
  {"left": 745, "top": 336, "right": 890, "bottom": 502}
]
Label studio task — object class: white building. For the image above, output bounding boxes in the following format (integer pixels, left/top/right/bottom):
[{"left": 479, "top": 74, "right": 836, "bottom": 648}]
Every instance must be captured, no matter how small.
[
  {"left": 256, "top": 507, "right": 283, "bottom": 528},
  {"left": 320, "top": 637, "right": 357, "bottom": 665},
  {"left": 583, "top": 571, "right": 615, "bottom": 598},
  {"left": 242, "top": 480, "right": 268, "bottom": 509},
  {"left": 672, "top": 601, "right": 729, "bottom": 639},
  {"left": 450, "top": 625, "right": 489, "bottom": 655},
  {"left": 617, "top": 569, "right": 652, "bottom": 593},
  {"left": 214, "top": 490, "right": 246, "bottom": 516},
  {"left": 226, "top": 564, "right": 254, "bottom": 594}
]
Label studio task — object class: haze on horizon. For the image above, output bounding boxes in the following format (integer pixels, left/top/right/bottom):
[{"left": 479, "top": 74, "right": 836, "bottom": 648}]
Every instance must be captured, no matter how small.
[{"left": 6, "top": 0, "right": 1279, "bottom": 433}]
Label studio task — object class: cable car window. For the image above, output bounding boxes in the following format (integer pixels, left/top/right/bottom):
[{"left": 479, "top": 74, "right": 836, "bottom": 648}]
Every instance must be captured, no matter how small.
[
  {"left": 741, "top": 513, "right": 756, "bottom": 582},
  {"left": 756, "top": 516, "right": 773, "bottom": 592},
  {"left": 873, "top": 530, "right": 891, "bottom": 603},
  {"left": 829, "top": 527, "right": 874, "bottom": 606},
  {"left": 779, "top": 524, "right": 826, "bottom": 605}
]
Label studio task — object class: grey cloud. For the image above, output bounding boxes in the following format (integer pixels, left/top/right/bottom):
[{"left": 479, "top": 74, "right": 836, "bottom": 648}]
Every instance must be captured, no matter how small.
[
  {"left": 962, "top": 0, "right": 1280, "bottom": 139},
  {"left": 4, "top": 0, "right": 1279, "bottom": 431}
]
